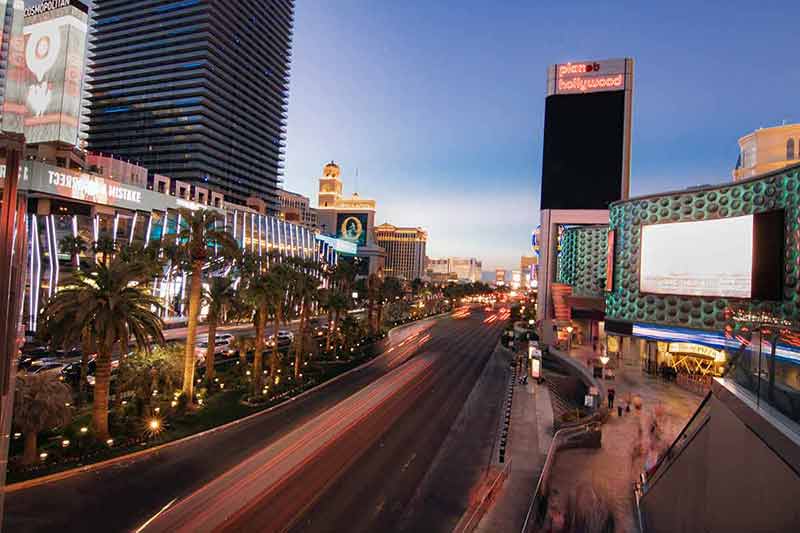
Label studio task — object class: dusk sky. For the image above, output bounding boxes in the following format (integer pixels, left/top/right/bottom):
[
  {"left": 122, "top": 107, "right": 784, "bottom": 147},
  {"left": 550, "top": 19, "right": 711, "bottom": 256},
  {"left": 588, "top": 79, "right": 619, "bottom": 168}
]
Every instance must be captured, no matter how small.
[{"left": 282, "top": 1, "right": 799, "bottom": 271}]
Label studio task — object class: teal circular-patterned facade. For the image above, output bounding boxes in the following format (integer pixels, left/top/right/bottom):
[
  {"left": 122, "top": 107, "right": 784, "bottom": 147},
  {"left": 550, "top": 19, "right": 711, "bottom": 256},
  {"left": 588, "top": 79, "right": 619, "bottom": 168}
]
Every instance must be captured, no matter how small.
[
  {"left": 605, "top": 167, "right": 800, "bottom": 330},
  {"left": 558, "top": 226, "right": 609, "bottom": 297}
]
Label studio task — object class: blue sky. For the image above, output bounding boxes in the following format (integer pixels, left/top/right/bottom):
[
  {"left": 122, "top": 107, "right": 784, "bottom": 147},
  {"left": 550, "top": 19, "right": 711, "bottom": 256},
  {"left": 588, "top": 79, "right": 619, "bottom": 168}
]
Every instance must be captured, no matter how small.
[{"left": 282, "top": 1, "right": 798, "bottom": 271}]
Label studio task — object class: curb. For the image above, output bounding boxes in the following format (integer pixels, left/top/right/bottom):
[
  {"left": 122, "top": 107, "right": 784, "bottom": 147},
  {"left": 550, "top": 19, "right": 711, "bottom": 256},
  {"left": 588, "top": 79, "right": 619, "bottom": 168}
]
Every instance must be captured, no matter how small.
[{"left": 6, "top": 314, "right": 448, "bottom": 493}]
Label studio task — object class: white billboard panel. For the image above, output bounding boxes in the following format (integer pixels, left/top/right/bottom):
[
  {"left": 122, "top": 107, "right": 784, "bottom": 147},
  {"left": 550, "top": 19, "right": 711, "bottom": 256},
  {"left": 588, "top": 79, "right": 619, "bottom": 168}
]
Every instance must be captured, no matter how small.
[
  {"left": 640, "top": 216, "right": 753, "bottom": 298},
  {"left": 22, "top": 1, "right": 87, "bottom": 145}
]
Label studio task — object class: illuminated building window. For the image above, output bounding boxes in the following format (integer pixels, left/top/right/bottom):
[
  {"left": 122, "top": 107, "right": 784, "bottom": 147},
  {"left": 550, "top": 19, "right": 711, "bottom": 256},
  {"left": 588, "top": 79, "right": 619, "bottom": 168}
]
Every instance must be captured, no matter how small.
[{"left": 787, "top": 138, "right": 795, "bottom": 160}]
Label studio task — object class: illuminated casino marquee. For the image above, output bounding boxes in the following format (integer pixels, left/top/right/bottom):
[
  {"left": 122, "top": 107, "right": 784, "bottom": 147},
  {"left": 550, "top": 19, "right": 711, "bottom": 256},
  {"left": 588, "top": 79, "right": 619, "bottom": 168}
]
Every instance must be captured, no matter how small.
[
  {"left": 47, "top": 169, "right": 143, "bottom": 205},
  {"left": 553, "top": 58, "right": 628, "bottom": 95}
]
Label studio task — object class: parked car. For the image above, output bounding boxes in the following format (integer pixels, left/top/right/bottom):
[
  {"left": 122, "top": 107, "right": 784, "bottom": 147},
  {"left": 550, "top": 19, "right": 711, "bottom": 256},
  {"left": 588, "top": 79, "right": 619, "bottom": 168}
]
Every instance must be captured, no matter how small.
[
  {"left": 266, "top": 330, "right": 294, "bottom": 348},
  {"left": 27, "top": 359, "right": 66, "bottom": 375},
  {"left": 54, "top": 348, "right": 82, "bottom": 359},
  {"left": 61, "top": 360, "right": 94, "bottom": 385},
  {"left": 195, "top": 338, "right": 233, "bottom": 358},
  {"left": 309, "top": 319, "right": 327, "bottom": 338},
  {"left": 21, "top": 344, "right": 49, "bottom": 358}
]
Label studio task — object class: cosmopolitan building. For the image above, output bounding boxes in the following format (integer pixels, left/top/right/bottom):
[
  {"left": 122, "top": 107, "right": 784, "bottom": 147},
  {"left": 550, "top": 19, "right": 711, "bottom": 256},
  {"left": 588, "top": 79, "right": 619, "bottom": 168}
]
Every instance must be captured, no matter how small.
[
  {"left": 0, "top": 160, "right": 337, "bottom": 333},
  {"left": 87, "top": 0, "right": 294, "bottom": 210},
  {"left": 375, "top": 223, "right": 427, "bottom": 281}
]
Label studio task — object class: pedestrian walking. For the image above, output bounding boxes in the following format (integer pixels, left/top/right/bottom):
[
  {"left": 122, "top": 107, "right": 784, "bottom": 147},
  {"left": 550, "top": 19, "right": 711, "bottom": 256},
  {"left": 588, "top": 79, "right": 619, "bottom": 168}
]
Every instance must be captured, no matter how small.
[{"left": 607, "top": 387, "right": 616, "bottom": 409}]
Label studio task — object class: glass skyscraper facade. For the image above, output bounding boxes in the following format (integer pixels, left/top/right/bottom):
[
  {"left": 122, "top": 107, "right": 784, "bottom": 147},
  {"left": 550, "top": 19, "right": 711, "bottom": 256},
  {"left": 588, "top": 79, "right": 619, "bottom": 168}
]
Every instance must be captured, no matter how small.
[{"left": 87, "top": 0, "right": 294, "bottom": 211}]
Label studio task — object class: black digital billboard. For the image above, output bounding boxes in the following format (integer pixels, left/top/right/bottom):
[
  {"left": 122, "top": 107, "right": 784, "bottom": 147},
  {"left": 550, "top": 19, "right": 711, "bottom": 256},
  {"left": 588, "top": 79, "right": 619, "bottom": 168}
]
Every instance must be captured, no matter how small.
[{"left": 540, "top": 90, "right": 626, "bottom": 210}]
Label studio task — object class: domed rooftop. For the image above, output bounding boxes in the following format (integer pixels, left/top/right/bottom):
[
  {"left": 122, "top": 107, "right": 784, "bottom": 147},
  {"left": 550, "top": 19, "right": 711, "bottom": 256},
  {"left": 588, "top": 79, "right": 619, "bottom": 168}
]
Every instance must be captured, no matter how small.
[{"left": 323, "top": 161, "right": 341, "bottom": 178}]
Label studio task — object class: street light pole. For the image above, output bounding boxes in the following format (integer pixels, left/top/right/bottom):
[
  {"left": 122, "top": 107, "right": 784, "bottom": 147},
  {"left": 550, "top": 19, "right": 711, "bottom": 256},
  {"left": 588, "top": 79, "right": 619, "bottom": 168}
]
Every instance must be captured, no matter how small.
[{"left": 0, "top": 138, "right": 28, "bottom": 522}]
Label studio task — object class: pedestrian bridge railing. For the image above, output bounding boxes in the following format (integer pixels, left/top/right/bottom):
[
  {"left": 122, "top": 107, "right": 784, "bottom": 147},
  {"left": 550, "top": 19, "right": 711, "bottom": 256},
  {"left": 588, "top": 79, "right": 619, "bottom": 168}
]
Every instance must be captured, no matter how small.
[{"left": 520, "top": 422, "right": 601, "bottom": 533}]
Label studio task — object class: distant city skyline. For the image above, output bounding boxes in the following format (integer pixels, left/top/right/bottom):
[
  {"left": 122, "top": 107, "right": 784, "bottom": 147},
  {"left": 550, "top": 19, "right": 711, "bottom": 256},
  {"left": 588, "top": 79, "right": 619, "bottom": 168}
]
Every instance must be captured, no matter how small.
[{"left": 282, "top": 0, "right": 800, "bottom": 270}]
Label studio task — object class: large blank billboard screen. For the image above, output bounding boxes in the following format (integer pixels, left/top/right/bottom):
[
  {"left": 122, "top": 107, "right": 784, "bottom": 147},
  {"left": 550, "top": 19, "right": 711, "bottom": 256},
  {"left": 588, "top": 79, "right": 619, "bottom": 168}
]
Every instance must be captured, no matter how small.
[
  {"left": 640, "top": 216, "right": 753, "bottom": 298},
  {"left": 540, "top": 91, "right": 626, "bottom": 210}
]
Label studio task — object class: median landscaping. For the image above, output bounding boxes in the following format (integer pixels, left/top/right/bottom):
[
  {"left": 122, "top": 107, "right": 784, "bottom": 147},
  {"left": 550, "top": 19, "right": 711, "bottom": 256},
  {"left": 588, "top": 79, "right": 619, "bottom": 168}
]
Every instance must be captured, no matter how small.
[{"left": 8, "top": 331, "right": 386, "bottom": 484}]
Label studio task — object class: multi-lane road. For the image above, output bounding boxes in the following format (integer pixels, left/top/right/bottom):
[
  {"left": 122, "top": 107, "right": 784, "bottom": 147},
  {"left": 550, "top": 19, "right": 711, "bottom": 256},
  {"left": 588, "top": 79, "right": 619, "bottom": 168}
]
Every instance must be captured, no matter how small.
[{"left": 5, "top": 307, "right": 506, "bottom": 532}]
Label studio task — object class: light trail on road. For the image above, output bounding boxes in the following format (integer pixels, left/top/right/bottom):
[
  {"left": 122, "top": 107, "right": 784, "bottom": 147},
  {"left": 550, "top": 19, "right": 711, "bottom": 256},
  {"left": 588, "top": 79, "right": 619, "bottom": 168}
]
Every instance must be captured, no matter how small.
[{"left": 142, "top": 355, "right": 439, "bottom": 533}]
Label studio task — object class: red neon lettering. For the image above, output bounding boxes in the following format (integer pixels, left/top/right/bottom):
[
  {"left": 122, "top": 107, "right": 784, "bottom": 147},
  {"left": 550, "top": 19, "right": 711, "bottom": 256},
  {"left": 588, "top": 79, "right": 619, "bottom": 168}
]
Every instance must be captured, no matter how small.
[{"left": 557, "top": 74, "right": 623, "bottom": 92}]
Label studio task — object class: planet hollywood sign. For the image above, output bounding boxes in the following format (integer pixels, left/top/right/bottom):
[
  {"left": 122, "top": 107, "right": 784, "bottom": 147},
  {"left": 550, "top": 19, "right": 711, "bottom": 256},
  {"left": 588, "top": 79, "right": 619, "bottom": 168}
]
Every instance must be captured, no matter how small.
[{"left": 554, "top": 59, "right": 627, "bottom": 95}]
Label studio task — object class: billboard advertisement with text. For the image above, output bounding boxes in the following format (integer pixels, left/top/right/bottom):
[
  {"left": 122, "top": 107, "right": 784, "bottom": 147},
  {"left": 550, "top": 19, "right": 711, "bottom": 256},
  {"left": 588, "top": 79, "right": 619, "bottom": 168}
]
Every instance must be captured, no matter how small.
[
  {"left": 640, "top": 216, "right": 753, "bottom": 298},
  {"left": 22, "top": 1, "right": 87, "bottom": 145}
]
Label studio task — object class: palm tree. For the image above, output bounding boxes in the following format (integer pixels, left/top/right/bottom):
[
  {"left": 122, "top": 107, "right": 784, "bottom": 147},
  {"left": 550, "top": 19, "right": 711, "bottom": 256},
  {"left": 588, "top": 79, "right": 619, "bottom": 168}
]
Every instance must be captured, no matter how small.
[
  {"left": 239, "top": 253, "right": 277, "bottom": 396},
  {"left": 170, "top": 208, "right": 237, "bottom": 404},
  {"left": 40, "top": 258, "right": 164, "bottom": 439},
  {"left": 320, "top": 288, "right": 349, "bottom": 352},
  {"left": 59, "top": 235, "right": 88, "bottom": 268},
  {"left": 375, "top": 277, "right": 404, "bottom": 333},
  {"left": 117, "top": 345, "right": 182, "bottom": 416},
  {"left": 290, "top": 259, "right": 320, "bottom": 380},
  {"left": 202, "top": 276, "right": 237, "bottom": 385},
  {"left": 265, "top": 262, "right": 294, "bottom": 385},
  {"left": 367, "top": 273, "right": 381, "bottom": 335},
  {"left": 37, "top": 306, "right": 94, "bottom": 407},
  {"left": 92, "top": 236, "right": 117, "bottom": 266},
  {"left": 13, "top": 373, "right": 73, "bottom": 465}
]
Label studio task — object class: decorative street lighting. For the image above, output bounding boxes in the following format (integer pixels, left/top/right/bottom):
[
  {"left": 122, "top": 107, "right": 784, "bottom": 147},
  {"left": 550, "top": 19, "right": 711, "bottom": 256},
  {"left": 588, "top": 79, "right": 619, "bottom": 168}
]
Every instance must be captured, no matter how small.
[{"left": 566, "top": 325, "right": 574, "bottom": 353}]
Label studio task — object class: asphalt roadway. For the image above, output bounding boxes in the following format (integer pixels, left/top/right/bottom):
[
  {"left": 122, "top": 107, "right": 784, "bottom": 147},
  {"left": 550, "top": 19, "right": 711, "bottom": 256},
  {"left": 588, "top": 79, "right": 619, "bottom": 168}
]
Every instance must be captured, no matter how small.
[{"left": 4, "top": 308, "right": 504, "bottom": 532}]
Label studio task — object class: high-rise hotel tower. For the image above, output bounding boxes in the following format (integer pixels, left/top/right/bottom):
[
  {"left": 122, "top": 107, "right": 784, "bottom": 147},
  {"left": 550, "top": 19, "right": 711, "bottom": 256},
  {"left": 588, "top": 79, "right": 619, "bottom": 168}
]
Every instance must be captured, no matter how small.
[{"left": 87, "top": 0, "right": 294, "bottom": 211}]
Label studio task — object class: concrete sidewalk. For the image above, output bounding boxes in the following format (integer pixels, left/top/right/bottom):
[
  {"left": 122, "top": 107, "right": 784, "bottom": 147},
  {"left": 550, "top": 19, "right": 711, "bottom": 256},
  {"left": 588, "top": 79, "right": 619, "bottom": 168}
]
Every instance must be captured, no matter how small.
[
  {"left": 475, "top": 360, "right": 554, "bottom": 533},
  {"left": 544, "top": 345, "right": 704, "bottom": 532}
]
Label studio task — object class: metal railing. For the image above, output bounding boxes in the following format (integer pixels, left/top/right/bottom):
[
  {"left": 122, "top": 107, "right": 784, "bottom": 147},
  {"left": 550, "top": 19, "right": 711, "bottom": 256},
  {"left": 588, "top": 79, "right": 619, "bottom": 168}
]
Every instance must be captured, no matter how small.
[
  {"left": 520, "top": 422, "right": 601, "bottom": 533},
  {"left": 454, "top": 459, "right": 512, "bottom": 533},
  {"left": 640, "top": 391, "right": 711, "bottom": 494}
]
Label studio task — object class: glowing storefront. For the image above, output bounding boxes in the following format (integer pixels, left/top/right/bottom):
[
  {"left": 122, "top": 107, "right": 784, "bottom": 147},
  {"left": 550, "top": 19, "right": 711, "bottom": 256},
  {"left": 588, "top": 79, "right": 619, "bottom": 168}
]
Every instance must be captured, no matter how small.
[
  {"left": 558, "top": 162, "right": 800, "bottom": 404},
  {"left": 0, "top": 161, "right": 338, "bottom": 332}
]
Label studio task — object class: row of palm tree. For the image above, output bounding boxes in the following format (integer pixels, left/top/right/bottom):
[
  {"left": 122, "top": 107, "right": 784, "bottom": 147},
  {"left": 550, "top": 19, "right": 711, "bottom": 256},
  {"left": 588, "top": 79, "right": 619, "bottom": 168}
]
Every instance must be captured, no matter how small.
[{"left": 32, "top": 208, "right": 445, "bottom": 443}]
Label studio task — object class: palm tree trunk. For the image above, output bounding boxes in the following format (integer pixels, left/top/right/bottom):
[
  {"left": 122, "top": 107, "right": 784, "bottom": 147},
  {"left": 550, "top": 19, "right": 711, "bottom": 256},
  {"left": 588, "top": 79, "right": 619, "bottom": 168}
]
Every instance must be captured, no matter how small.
[
  {"left": 93, "top": 340, "right": 113, "bottom": 440},
  {"left": 181, "top": 261, "right": 203, "bottom": 403},
  {"left": 22, "top": 431, "right": 38, "bottom": 466},
  {"left": 270, "top": 306, "right": 281, "bottom": 383},
  {"left": 78, "top": 342, "right": 90, "bottom": 407},
  {"left": 238, "top": 338, "right": 248, "bottom": 368},
  {"left": 206, "top": 318, "right": 217, "bottom": 385},
  {"left": 325, "top": 309, "right": 334, "bottom": 352},
  {"left": 253, "top": 305, "right": 266, "bottom": 394},
  {"left": 295, "top": 301, "right": 307, "bottom": 380},
  {"left": 367, "top": 297, "right": 375, "bottom": 335}
]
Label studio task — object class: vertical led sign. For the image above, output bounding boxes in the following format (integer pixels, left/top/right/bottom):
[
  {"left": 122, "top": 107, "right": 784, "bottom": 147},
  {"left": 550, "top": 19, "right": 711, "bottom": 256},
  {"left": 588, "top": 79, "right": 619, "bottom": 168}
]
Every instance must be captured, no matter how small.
[{"left": 22, "top": 0, "right": 88, "bottom": 145}]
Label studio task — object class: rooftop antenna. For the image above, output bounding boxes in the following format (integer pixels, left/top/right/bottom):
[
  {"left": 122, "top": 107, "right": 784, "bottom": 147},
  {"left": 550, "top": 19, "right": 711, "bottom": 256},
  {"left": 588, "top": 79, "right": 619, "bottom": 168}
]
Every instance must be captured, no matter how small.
[{"left": 355, "top": 167, "right": 360, "bottom": 194}]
